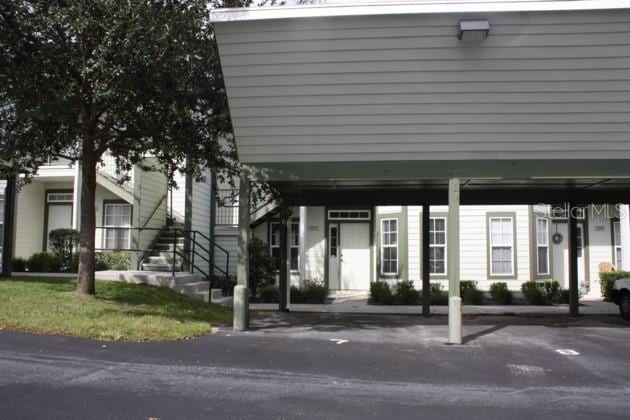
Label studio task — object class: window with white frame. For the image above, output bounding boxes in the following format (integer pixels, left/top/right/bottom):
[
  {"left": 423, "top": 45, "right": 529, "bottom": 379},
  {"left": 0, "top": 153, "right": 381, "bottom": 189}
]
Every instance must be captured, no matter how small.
[
  {"left": 269, "top": 221, "right": 299, "bottom": 271},
  {"left": 103, "top": 203, "right": 131, "bottom": 249},
  {"left": 429, "top": 217, "right": 446, "bottom": 275},
  {"left": 614, "top": 221, "right": 622, "bottom": 269},
  {"left": 381, "top": 218, "right": 398, "bottom": 275},
  {"left": 536, "top": 218, "right": 550, "bottom": 275},
  {"left": 489, "top": 216, "right": 514, "bottom": 276}
]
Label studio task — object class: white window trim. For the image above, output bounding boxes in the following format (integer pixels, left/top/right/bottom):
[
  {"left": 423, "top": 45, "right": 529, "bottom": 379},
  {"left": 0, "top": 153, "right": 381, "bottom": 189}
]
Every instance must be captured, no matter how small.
[
  {"left": 489, "top": 216, "right": 515, "bottom": 276},
  {"left": 429, "top": 216, "right": 447, "bottom": 276},
  {"left": 380, "top": 218, "right": 398, "bottom": 276},
  {"left": 536, "top": 217, "right": 550, "bottom": 276},
  {"left": 103, "top": 203, "right": 131, "bottom": 249}
]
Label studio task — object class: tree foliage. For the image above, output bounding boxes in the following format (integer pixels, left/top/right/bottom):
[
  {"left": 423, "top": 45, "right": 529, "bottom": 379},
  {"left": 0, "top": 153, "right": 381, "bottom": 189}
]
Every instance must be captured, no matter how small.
[{"left": 0, "top": 0, "right": 246, "bottom": 293}]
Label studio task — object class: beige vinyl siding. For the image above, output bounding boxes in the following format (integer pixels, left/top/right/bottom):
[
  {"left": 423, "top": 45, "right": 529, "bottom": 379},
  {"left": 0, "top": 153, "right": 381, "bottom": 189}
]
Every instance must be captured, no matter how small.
[
  {"left": 190, "top": 170, "right": 212, "bottom": 275},
  {"left": 132, "top": 161, "right": 168, "bottom": 252},
  {"left": 214, "top": 11, "right": 630, "bottom": 163},
  {"left": 169, "top": 170, "right": 186, "bottom": 223},
  {"left": 407, "top": 205, "right": 530, "bottom": 290},
  {"left": 587, "top": 205, "right": 615, "bottom": 292},
  {"left": 305, "top": 206, "right": 326, "bottom": 282},
  {"left": 14, "top": 181, "right": 46, "bottom": 258},
  {"left": 215, "top": 228, "right": 238, "bottom": 276}
]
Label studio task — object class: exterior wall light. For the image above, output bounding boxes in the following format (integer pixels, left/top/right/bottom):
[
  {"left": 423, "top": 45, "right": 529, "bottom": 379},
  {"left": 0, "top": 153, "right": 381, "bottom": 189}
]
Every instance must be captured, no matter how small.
[{"left": 458, "top": 20, "right": 490, "bottom": 41}]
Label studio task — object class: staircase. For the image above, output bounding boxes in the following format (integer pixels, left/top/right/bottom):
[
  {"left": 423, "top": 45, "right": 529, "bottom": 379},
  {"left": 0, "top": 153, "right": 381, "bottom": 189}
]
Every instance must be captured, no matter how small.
[{"left": 141, "top": 229, "right": 185, "bottom": 272}]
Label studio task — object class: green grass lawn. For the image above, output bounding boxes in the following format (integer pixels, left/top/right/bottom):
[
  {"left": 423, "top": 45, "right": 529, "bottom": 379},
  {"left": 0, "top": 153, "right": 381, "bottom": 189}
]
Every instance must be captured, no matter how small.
[{"left": 0, "top": 276, "right": 232, "bottom": 341}]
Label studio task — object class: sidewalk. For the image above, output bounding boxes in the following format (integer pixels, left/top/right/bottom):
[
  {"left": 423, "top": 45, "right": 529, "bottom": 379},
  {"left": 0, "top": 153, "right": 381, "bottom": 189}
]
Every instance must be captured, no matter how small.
[{"left": 215, "top": 291, "right": 619, "bottom": 316}]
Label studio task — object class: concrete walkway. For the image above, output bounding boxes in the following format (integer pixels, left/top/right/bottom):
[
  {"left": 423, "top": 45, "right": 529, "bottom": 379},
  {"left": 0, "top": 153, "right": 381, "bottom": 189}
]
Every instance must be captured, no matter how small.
[{"left": 215, "top": 290, "right": 619, "bottom": 316}]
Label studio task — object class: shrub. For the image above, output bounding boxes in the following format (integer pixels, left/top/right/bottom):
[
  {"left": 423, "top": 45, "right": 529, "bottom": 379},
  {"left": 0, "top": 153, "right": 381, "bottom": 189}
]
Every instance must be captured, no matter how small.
[
  {"left": 212, "top": 275, "right": 236, "bottom": 296},
  {"left": 460, "top": 280, "right": 484, "bottom": 305},
  {"left": 370, "top": 281, "right": 393, "bottom": 305},
  {"left": 600, "top": 271, "right": 630, "bottom": 301},
  {"left": 48, "top": 228, "right": 79, "bottom": 272},
  {"left": 429, "top": 282, "right": 448, "bottom": 305},
  {"left": 542, "top": 280, "right": 561, "bottom": 302},
  {"left": 558, "top": 289, "right": 571, "bottom": 304},
  {"left": 257, "top": 285, "right": 279, "bottom": 303},
  {"left": 248, "top": 237, "right": 276, "bottom": 296},
  {"left": 11, "top": 257, "right": 27, "bottom": 272},
  {"left": 290, "top": 279, "right": 328, "bottom": 304},
  {"left": 489, "top": 282, "right": 513, "bottom": 305},
  {"left": 27, "top": 252, "right": 62, "bottom": 272},
  {"left": 393, "top": 280, "right": 421, "bottom": 305},
  {"left": 95, "top": 251, "right": 132, "bottom": 271},
  {"left": 521, "top": 281, "right": 546, "bottom": 305}
]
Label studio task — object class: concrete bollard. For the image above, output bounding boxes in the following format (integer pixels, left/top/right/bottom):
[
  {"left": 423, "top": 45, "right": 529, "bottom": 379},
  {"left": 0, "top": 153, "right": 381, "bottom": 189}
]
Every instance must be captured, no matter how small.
[
  {"left": 233, "top": 285, "right": 249, "bottom": 331},
  {"left": 448, "top": 296, "right": 462, "bottom": 344}
]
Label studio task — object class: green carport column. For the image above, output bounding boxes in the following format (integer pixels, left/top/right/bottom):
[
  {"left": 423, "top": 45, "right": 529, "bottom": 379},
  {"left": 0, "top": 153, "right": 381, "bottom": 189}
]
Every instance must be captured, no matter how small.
[
  {"left": 448, "top": 178, "right": 462, "bottom": 344},
  {"left": 234, "top": 171, "right": 251, "bottom": 331}
]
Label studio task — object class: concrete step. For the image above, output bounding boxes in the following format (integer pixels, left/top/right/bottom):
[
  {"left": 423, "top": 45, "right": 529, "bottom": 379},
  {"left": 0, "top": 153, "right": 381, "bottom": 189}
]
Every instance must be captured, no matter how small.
[
  {"left": 141, "top": 263, "right": 179, "bottom": 271},
  {"left": 154, "top": 243, "right": 185, "bottom": 252},
  {"left": 173, "top": 281, "right": 210, "bottom": 302},
  {"left": 146, "top": 255, "right": 183, "bottom": 265}
]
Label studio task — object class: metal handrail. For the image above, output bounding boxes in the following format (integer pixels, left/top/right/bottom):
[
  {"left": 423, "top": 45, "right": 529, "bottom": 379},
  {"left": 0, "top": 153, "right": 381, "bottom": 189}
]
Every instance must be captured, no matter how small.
[{"left": 94, "top": 226, "right": 231, "bottom": 283}]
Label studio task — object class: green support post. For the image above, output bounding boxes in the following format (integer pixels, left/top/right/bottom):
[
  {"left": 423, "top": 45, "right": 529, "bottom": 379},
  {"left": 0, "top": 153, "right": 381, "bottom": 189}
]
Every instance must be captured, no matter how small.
[
  {"left": 422, "top": 203, "right": 431, "bottom": 317},
  {"left": 1, "top": 176, "right": 17, "bottom": 277},
  {"left": 234, "top": 171, "right": 251, "bottom": 331},
  {"left": 568, "top": 202, "right": 580, "bottom": 317},
  {"left": 448, "top": 178, "right": 462, "bottom": 344}
]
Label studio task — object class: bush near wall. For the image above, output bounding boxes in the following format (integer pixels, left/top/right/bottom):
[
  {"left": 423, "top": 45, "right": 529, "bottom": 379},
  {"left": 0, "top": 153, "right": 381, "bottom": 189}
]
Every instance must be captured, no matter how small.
[
  {"left": 26, "top": 252, "right": 62, "bottom": 272},
  {"left": 95, "top": 251, "right": 132, "bottom": 271},
  {"left": 600, "top": 271, "right": 630, "bottom": 301},
  {"left": 393, "top": 280, "right": 421, "bottom": 305},
  {"left": 369, "top": 281, "right": 393, "bottom": 305},
  {"left": 428, "top": 282, "right": 448, "bottom": 305},
  {"left": 521, "top": 280, "right": 570, "bottom": 305},
  {"left": 460, "top": 280, "right": 484, "bottom": 305},
  {"left": 290, "top": 280, "right": 329, "bottom": 304},
  {"left": 256, "top": 284, "right": 279, "bottom": 303},
  {"left": 489, "top": 282, "right": 513, "bottom": 305}
]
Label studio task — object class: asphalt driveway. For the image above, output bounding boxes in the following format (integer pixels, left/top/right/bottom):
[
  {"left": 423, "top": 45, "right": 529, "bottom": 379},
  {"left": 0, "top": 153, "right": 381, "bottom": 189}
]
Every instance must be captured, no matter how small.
[{"left": 1, "top": 313, "right": 629, "bottom": 419}]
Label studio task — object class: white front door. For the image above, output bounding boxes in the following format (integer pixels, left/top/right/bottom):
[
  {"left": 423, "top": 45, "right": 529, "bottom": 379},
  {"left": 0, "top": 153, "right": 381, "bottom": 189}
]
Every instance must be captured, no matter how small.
[
  {"left": 340, "top": 223, "right": 370, "bottom": 290},
  {"left": 46, "top": 204, "right": 73, "bottom": 247}
]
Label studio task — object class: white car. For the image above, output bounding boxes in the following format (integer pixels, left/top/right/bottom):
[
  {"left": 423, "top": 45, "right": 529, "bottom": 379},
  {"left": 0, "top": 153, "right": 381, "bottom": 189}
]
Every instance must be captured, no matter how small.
[{"left": 612, "top": 278, "right": 630, "bottom": 321}]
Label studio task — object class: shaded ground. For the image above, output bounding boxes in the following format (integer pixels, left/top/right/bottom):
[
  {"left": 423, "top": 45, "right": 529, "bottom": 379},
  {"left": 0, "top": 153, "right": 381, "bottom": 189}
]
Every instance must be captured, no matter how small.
[{"left": 1, "top": 312, "right": 629, "bottom": 419}]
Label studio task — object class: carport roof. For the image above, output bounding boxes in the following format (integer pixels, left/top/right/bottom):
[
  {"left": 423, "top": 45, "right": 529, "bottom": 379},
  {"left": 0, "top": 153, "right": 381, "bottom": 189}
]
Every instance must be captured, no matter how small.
[{"left": 210, "top": 0, "right": 630, "bottom": 22}]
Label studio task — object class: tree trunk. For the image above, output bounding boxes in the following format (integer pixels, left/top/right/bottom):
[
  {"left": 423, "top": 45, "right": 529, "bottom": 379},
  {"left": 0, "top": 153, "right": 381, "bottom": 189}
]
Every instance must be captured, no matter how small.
[{"left": 75, "top": 139, "right": 98, "bottom": 295}]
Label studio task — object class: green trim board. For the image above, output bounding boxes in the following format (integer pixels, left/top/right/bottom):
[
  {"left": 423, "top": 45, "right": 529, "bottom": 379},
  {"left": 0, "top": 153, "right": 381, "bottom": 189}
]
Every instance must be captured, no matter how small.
[
  {"left": 486, "top": 211, "right": 519, "bottom": 280},
  {"left": 245, "top": 160, "right": 630, "bottom": 182}
]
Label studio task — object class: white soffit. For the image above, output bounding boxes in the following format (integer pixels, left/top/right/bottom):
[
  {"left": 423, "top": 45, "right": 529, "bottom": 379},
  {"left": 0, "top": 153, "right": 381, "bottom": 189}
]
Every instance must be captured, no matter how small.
[{"left": 210, "top": 1, "right": 630, "bottom": 22}]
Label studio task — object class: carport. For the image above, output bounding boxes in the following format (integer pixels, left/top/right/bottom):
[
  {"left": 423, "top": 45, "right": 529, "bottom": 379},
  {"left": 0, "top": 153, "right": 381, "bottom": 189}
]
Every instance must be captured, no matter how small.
[{"left": 210, "top": 1, "right": 630, "bottom": 343}]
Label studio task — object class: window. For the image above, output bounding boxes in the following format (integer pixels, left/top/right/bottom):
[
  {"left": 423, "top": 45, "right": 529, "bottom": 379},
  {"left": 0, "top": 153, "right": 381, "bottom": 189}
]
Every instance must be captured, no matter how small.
[
  {"left": 269, "top": 221, "right": 299, "bottom": 271},
  {"left": 489, "top": 217, "right": 514, "bottom": 276},
  {"left": 381, "top": 218, "right": 398, "bottom": 275},
  {"left": 47, "top": 192, "right": 73, "bottom": 203},
  {"left": 614, "top": 221, "right": 622, "bottom": 269},
  {"left": 536, "top": 218, "right": 550, "bottom": 275},
  {"left": 103, "top": 203, "right": 131, "bottom": 249},
  {"left": 429, "top": 217, "right": 447, "bottom": 275},
  {"left": 328, "top": 210, "right": 371, "bottom": 221}
]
